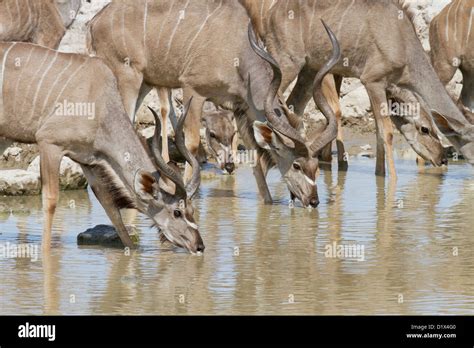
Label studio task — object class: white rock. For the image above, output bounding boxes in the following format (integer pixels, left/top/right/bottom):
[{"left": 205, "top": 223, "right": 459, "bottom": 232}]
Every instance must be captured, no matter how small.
[
  {"left": 27, "top": 156, "right": 87, "bottom": 190},
  {"left": 0, "top": 170, "right": 40, "bottom": 196},
  {"left": 340, "top": 85, "right": 371, "bottom": 118},
  {"left": 2, "top": 146, "right": 22, "bottom": 158},
  {"left": 139, "top": 126, "right": 156, "bottom": 139}
]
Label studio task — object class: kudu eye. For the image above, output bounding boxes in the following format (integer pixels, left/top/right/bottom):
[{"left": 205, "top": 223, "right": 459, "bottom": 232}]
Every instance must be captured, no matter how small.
[
  {"left": 209, "top": 131, "right": 216, "bottom": 138},
  {"left": 274, "top": 108, "right": 282, "bottom": 117},
  {"left": 293, "top": 163, "right": 301, "bottom": 170},
  {"left": 421, "top": 127, "right": 430, "bottom": 135},
  {"left": 174, "top": 210, "right": 182, "bottom": 218}
]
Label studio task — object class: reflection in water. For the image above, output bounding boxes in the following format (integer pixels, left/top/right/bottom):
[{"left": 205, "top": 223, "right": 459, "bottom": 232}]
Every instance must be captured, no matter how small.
[{"left": 0, "top": 158, "right": 473, "bottom": 315}]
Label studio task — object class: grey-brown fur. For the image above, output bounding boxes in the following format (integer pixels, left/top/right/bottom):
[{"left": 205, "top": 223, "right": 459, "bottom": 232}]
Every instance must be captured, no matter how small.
[{"left": 0, "top": 42, "right": 204, "bottom": 253}]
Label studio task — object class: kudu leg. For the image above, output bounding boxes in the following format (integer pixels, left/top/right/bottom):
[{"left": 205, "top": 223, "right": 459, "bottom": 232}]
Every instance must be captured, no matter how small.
[
  {"left": 115, "top": 68, "right": 145, "bottom": 123},
  {"left": 182, "top": 90, "right": 206, "bottom": 184},
  {"left": 320, "top": 75, "right": 346, "bottom": 168},
  {"left": 286, "top": 70, "right": 347, "bottom": 169},
  {"left": 365, "top": 83, "right": 397, "bottom": 178},
  {"left": 285, "top": 66, "right": 315, "bottom": 116},
  {"left": 38, "top": 144, "right": 63, "bottom": 249},
  {"left": 157, "top": 87, "right": 170, "bottom": 162},
  {"left": 252, "top": 154, "right": 273, "bottom": 204},
  {"left": 81, "top": 165, "right": 135, "bottom": 249}
]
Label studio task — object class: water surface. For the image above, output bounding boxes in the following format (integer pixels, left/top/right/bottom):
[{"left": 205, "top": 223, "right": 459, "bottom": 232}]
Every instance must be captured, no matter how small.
[{"left": 0, "top": 158, "right": 473, "bottom": 315}]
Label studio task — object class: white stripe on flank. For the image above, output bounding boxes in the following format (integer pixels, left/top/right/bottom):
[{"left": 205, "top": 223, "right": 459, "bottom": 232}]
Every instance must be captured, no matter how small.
[
  {"left": 165, "top": 0, "right": 190, "bottom": 57},
  {"left": 467, "top": 8, "right": 474, "bottom": 47},
  {"left": 26, "top": 0, "right": 32, "bottom": 31},
  {"left": 353, "top": 18, "right": 366, "bottom": 51},
  {"left": 453, "top": 0, "right": 462, "bottom": 42},
  {"left": 0, "top": 43, "right": 18, "bottom": 116},
  {"left": 445, "top": 3, "right": 453, "bottom": 42},
  {"left": 184, "top": 1, "right": 223, "bottom": 60},
  {"left": 20, "top": 50, "right": 50, "bottom": 115},
  {"left": 156, "top": 0, "right": 176, "bottom": 51},
  {"left": 13, "top": 46, "right": 34, "bottom": 114},
  {"left": 30, "top": 51, "right": 59, "bottom": 119},
  {"left": 308, "top": 0, "right": 317, "bottom": 31},
  {"left": 41, "top": 55, "right": 74, "bottom": 114},
  {"left": 15, "top": 0, "right": 20, "bottom": 26},
  {"left": 143, "top": 0, "right": 148, "bottom": 46},
  {"left": 337, "top": 0, "right": 354, "bottom": 37},
  {"left": 6, "top": 0, "right": 13, "bottom": 31},
  {"left": 50, "top": 61, "right": 87, "bottom": 117}
]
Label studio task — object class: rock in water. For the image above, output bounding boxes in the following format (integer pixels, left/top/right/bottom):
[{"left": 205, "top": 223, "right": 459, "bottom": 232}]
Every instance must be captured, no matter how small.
[{"left": 77, "top": 225, "right": 139, "bottom": 248}]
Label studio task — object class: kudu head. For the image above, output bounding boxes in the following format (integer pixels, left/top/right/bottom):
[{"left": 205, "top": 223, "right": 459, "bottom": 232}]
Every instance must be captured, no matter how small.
[
  {"left": 142, "top": 99, "right": 204, "bottom": 254},
  {"left": 430, "top": 102, "right": 474, "bottom": 165},
  {"left": 248, "top": 21, "right": 341, "bottom": 208},
  {"left": 202, "top": 108, "right": 237, "bottom": 174},
  {"left": 174, "top": 97, "right": 237, "bottom": 174},
  {"left": 387, "top": 86, "right": 448, "bottom": 166}
]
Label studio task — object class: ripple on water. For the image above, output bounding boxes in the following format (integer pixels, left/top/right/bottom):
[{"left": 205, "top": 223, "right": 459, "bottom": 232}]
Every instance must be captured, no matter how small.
[{"left": 0, "top": 158, "right": 473, "bottom": 314}]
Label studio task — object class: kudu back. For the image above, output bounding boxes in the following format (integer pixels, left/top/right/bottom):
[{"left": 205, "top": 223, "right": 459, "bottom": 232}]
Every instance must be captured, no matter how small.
[
  {"left": 0, "top": 42, "right": 204, "bottom": 253},
  {"left": 0, "top": 0, "right": 81, "bottom": 49}
]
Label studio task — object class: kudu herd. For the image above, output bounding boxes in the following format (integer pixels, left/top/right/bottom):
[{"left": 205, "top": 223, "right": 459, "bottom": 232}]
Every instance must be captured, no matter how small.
[
  {"left": 0, "top": 0, "right": 473, "bottom": 254},
  {"left": 87, "top": 0, "right": 336, "bottom": 208},
  {"left": 239, "top": 0, "right": 474, "bottom": 175}
]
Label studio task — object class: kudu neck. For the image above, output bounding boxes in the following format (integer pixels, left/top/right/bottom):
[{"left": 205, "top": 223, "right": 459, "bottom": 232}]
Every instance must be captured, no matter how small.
[{"left": 407, "top": 46, "right": 467, "bottom": 125}]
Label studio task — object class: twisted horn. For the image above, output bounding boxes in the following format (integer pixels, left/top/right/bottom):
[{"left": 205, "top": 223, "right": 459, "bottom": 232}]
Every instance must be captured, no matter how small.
[
  {"left": 147, "top": 106, "right": 187, "bottom": 198},
  {"left": 247, "top": 23, "right": 307, "bottom": 146},
  {"left": 308, "top": 20, "right": 341, "bottom": 156},
  {"left": 170, "top": 97, "right": 201, "bottom": 199}
]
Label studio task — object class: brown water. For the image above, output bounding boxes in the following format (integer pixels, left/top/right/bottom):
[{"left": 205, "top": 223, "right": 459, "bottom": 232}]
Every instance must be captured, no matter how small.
[{"left": 0, "top": 158, "right": 473, "bottom": 315}]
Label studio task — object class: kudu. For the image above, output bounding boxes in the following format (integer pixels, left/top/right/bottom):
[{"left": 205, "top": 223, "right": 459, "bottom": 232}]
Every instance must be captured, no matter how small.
[
  {"left": 87, "top": 0, "right": 338, "bottom": 208},
  {"left": 0, "top": 42, "right": 204, "bottom": 253},
  {"left": 202, "top": 106, "right": 237, "bottom": 174},
  {"left": 0, "top": 0, "right": 81, "bottom": 49},
  {"left": 240, "top": 0, "right": 474, "bottom": 172},
  {"left": 430, "top": 0, "right": 474, "bottom": 113},
  {"left": 172, "top": 94, "right": 237, "bottom": 174}
]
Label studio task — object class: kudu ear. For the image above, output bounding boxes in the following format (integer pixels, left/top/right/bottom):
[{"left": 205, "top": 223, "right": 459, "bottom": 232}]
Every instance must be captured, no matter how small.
[
  {"left": 253, "top": 121, "right": 273, "bottom": 150},
  {"left": 431, "top": 110, "right": 464, "bottom": 136},
  {"left": 134, "top": 169, "right": 159, "bottom": 202},
  {"left": 253, "top": 121, "right": 295, "bottom": 151}
]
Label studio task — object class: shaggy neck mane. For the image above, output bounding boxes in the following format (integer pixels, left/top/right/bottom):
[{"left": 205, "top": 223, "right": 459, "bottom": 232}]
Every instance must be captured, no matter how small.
[
  {"left": 89, "top": 163, "right": 136, "bottom": 210},
  {"left": 234, "top": 105, "right": 275, "bottom": 176}
]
